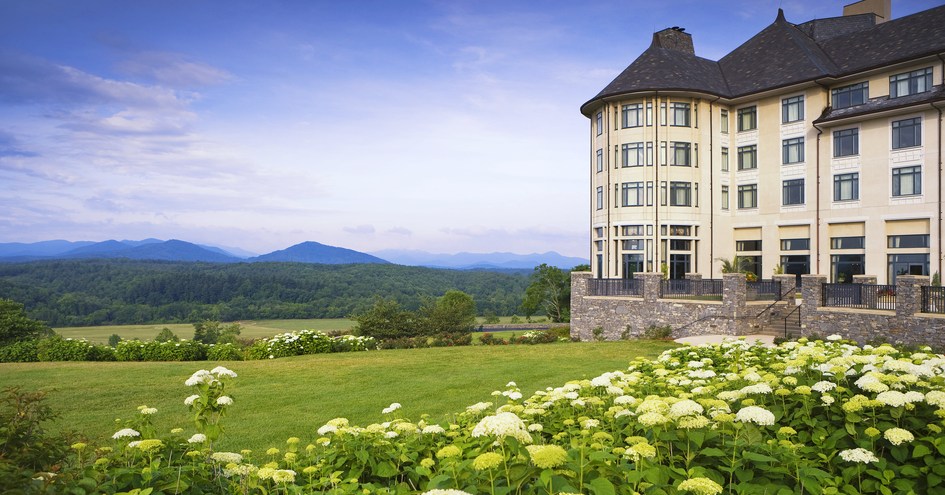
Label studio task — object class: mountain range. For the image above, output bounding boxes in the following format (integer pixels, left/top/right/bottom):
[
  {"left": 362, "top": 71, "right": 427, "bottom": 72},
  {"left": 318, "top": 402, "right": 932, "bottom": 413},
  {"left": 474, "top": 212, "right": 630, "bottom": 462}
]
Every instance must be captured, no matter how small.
[{"left": 0, "top": 239, "right": 587, "bottom": 269}]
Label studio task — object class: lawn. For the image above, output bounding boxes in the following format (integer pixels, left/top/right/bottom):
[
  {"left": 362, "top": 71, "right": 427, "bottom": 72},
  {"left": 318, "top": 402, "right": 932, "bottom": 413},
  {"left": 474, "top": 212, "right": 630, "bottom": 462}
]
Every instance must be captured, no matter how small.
[
  {"left": 0, "top": 340, "right": 677, "bottom": 451},
  {"left": 54, "top": 316, "right": 539, "bottom": 343}
]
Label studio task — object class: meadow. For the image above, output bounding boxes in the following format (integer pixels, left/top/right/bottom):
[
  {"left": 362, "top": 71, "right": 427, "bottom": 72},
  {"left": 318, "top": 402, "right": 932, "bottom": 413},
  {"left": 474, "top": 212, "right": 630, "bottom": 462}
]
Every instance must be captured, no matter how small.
[
  {"left": 0, "top": 340, "right": 677, "bottom": 452},
  {"left": 54, "top": 316, "right": 539, "bottom": 343}
]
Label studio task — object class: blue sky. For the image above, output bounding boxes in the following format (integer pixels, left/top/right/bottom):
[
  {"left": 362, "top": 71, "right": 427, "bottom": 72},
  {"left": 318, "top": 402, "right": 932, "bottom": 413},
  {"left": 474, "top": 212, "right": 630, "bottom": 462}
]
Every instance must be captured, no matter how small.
[{"left": 0, "top": 0, "right": 938, "bottom": 257}]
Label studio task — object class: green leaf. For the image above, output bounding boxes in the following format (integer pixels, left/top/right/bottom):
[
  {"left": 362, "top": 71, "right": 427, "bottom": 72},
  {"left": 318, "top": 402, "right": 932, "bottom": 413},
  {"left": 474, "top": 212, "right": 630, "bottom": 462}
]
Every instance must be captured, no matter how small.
[
  {"left": 743, "top": 451, "right": 778, "bottom": 463},
  {"left": 587, "top": 477, "right": 616, "bottom": 495},
  {"left": 699, "top": 447, "right": 726, "bottom": 457},
  {"left": 913, "top": 444, "right": 932, "bottom": 458}
]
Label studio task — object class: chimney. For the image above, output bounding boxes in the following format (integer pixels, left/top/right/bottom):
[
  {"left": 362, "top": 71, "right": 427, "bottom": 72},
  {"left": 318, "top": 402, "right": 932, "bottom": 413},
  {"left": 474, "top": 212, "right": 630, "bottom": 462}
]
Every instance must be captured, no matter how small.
[
  {"left": 651, "top": 27, "right": 694, "bottom": 55},
  {"left": 843, "top": 0, "right": 891, "bottom": 23}
]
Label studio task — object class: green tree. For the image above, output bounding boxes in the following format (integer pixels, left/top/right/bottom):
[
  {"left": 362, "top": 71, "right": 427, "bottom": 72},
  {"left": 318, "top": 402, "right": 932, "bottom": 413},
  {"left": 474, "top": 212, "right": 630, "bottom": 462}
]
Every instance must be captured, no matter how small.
[
  {"left": 217, "top": 322, "right": 242, "bottom": 345},
  {"left": 419, "top": 290, "right": 477, "bottom": 334},
  {"left": 154, "top": 327, "right": 179, "bottom": 342},
  {"left": 0, "top": 299, "right": 52, "bottom": 346},
  {"left": 107, "top": 334, "right": 122, "bottom": 347},
  {"left": 192, "top": 320, "right": 221, "bottom": 344},
  {"left": 521, "top": 264, "right": 570, "bottom": 323},
  {"left": 352, "top": 298, "right": 416, "bottom": 340}
]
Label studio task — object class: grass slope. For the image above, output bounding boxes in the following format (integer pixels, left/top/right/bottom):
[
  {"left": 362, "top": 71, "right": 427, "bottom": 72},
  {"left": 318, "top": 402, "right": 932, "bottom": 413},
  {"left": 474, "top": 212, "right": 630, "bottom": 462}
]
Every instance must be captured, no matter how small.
[{"left": 0, "top": 341, "right": 676, "bottom": 451}]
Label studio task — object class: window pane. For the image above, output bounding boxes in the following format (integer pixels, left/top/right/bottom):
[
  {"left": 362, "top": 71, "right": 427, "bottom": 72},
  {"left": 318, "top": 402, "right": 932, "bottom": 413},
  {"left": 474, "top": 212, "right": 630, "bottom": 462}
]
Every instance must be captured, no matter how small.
[{"left": 892, "top": 118, "right": 921, "bottom": 149}]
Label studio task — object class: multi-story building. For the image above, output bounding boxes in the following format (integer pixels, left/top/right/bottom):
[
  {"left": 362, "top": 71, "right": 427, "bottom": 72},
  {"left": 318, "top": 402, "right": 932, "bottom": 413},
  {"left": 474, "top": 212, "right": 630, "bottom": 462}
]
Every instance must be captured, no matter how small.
[{"left": 581, "top": 0, "right": 944, "bottom": 284}]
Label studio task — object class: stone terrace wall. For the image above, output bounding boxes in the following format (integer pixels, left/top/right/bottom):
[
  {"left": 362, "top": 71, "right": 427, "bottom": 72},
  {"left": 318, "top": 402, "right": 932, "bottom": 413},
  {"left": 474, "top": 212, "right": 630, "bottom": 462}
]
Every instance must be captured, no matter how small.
[
  {"left": 571, "top": 272, "right": 757, "bottom": 340},
  {"left": 800, "top": 274, "right": 945, "bottom": 349}
]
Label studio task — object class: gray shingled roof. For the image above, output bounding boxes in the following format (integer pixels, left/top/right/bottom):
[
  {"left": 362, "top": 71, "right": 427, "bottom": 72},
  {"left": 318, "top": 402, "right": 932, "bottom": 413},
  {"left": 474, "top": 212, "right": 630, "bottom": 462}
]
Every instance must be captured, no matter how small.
[
  {"left": 582, "top": 5, "right": 945, "bottom": 116},
  {"left": 816, "top": 84, "right": 945, "bottom": 124}
]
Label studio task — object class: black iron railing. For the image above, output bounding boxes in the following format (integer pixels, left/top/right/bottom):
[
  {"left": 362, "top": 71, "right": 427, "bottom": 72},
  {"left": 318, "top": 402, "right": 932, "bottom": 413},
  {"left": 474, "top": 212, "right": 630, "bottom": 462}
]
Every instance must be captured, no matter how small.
[
  {"left": 822, "top": 283, "right": 896, "bottom": 310},
  {"left": 588, "top": 278, "right": 644, "bottom": 297},
  {"left": 660, "top": 279, "right": 723, "bottom": 299},
  {"left": 747, "top": 279, "right": 782, "bottom": 301},
  {"left": 922, "top": 286, "right": 945, "bottom": 314}
]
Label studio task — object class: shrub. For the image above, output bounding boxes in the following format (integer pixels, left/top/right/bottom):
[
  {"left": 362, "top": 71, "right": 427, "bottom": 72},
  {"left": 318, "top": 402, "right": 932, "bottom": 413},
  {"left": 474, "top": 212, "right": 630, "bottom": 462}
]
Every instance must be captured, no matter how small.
[
  {"left": 330, "top": 334, "right": 378, "bottom": 353},
  {"left": 206, "top": 343, "right": 244, "bottom": 361},
  {"left": 513, "top": 330, "right": 558, "bottom": 345},
  {"left": 482, "top": 311, "right": 501, "bottom": 324},
  {"left": 478, "top": 332, "right": 509, "bottom": 345},
  {"left": 154, "top": 327, "right": 179, "bottom": 342},
  {"left": 0, "top": 387, "right": 73, "bottom": 493},
  {"left": 107, "top": 333, "right": 122, "bottom": 346},
  {"left": 245, "top": 330, "right": 333, "bottom": 359},
  {"left": 115, "top": 340, "right": 206, "bottom": 361},
  {"left": 643, "top": 324, "right": 673, "bottom": 339},
  {"left": 36, "top": 336, "right": 101, "bottom": 361},
  {"left": 547, "top": 326, "right": 571, "bottom": 340},
  {"left": 0, "top": 339, "right": 39, "bottom": 363},
  {"left": 430, "top": 331, "right": 473, "bottom": 347},
  {"left": 377, "top": 336, "right": 429, "bottom": 350}
]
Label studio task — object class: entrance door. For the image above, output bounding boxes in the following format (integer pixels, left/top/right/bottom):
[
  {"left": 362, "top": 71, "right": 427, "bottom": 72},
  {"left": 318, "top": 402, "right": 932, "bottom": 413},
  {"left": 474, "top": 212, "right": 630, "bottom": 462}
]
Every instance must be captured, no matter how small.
[
  {"left": 669, "top": 254, "right": 690, "bottom": 280},
  {"left": 622, "top": 254, "right": 644, "bottom": 279}
]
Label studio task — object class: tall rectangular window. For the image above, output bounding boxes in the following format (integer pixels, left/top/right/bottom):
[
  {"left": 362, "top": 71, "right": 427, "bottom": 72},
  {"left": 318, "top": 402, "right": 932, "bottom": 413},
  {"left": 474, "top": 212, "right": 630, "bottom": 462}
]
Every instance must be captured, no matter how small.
[
  {"left": 621, "top": 182, "right": 644, "bottom": 206},
  {"left": 738, "top": 184, "right": 758, "bottom": 209},
  {"left": 670, "top": 142, "right": 691, "bottom": 166},
  {"left": 721, "top": 185, "right": 729, "bottom": 210},
  {"left": 890, "top": 67, "right": 932, "bottom": 98},
  {"left": 833, "top": 173, "right": 859, "bottom": 201},
  {"left": 782, "top": 178, "right": 805, "bottom": 205},
  {"left": 738, "top": 145, "right": 757, "bottom": 170},
  {"left": 596, "top": 112, "right": 602, "bottom": 136},
  {"left": 833, "top": 128, "right": 858, "bottom": 157},
  {"left": 596, "top": 186, "right": 603, "bottom": 210},
  {"left": 782, "top": 95, "right": 804, "bottom": 123},
  {"left": 721, "top": 147, "right": 729, "bottom": 172},
  {"left": 669, "top": 182, "right": 691, "bottom": 206},
  {"left": 596, "top": 148, "right": 603, "bottom": 172},
  {"left": 782, "top": 137, "right": 804, "bottom": 164},
  {"left": 720, "top": 109, "right": 729, "bottom": 133},
  {"left": 892, "top": 166, "right": 921, "bottom": 196},
  {"left": 737, "top": 106, "right": 757, "bottom": 131},
  {"left": 670, "top": 102, "right": 690, "bottom": 127},
  {"left": 621, "top": 142, "right": 644, "bottom": 167},
  {"left": 622, "top": 103, "right": 643, "bottom": 128},
  {"left": 892, "top": 118, "right": 921, "bottom": 149},
  {"left": 832, "top": 82, "right": 868, "bottom": 109}
]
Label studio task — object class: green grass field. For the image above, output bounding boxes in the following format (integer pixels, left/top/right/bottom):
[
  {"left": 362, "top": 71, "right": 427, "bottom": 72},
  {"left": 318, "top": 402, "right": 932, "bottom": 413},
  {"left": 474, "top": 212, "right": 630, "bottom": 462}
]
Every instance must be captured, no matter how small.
[
  {"left": 54, "top": 316, "right": 540, "bottom": 343},
  {"left": 0, "top": 340, "right": 677, "bottom": 451}
]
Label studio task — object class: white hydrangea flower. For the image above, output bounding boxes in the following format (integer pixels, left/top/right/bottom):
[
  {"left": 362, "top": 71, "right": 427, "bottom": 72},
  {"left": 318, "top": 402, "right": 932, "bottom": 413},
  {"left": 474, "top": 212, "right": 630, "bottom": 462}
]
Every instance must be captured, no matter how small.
[
  {"left": 188, "top": 433, "right": 207, "bottom": 444},
  {"left": 827, "top": 334, "right": 842, "bottom": 341},
  {"left": 210, "top": 366, "right": 237, "bottom": 378},
  {"left": 216, "top": 396, "right": 234, "bottom": 406},
  {"left": 734, "top": 406, "right": 775, "bottom": 426},
  {"left": 185, "top": 370, "right": 213, "bottom": 386},
  {"left": 876, "top": 391, "right": 907, "bottom": 407},
  {"left": 211, "top": 452, "right": 243, "bottom": 464},
  {"left": 839, "top": 448, "right": 878, "bottom": 464},
  {"left": 112, "top": 428, "right": 140, "bottom": 440},
  {"left": 884, "top": 427, "right": 915, "bottom": 446},
  {"left": 668, "top": 399, "right": 704, "bottom": 418},
  {"left": 471, "top": 412, "right": 532, "bottom": 444},
  {"left": 184, "top": 394, "right": 200, "bottom": 406},
  {"left": 382, "top": 402, "right": 402, "bottom": 414},
  {"left": 811, "top": 381, "right": 837, "bottom": 393}
]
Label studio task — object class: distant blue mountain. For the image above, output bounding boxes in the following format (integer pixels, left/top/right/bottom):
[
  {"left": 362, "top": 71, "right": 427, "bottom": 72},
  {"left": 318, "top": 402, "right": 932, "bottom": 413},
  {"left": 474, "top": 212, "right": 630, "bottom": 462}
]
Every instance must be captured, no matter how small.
[
  {"left": 369, "top": 249, "right": 588, "bottom": 270},
  {"left": 250, "top": 241, "right": 388, "bottom": 264},
  {"left": 0, "top": 240, "right": 96, "bottom": 257},
  {"left": 59, "top": 239, "right": 239, "bottom": 263}
]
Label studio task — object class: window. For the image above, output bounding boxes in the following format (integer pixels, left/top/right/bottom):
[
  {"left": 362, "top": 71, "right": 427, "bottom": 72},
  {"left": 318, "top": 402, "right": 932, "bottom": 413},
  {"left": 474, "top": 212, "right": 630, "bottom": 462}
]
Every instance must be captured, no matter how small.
[
  {"left": 670, "top": 102, "right": 690, "bottom": 127},
  {"left": 622, "top": 239, "right": 644, "bottom": 250},
  {"left": 782, "top": 137, "right": 804, "bottom": 164},
  {"left": 737, "top": 145, "right": 757, "bottom": 170},
  {"left": 831, "top": 236, "right": 864, "bottom": 249},
  {"left": 622, "top": 142, "right": 644, "bottom": 167},
  {"left": 596, "top": 186, "right": 603, "bottom": 210},
  {"left": 782, "top": 178, "right": 805, "bottom": 205},
  {"left": 890, "top": 67, "right": 932, "bottom": 98},
  {"left": 782, "top": 95, "right": 804, "bottom": 123},
  {"left": 622, "top": 103, "right": 643, "bottom": 128},
  {"left": 780, "top": 238, "right": 810, "bottom": 251},
  {"left": 833, "top": 128, "right": 858, "bottom": 157},
  {"left": 737, "top": 106, "right": 757, "bottom": 131},
  {"left": 596, "top": 112, "right": 602, "bottom": 136},
  {"left": 669, "top": 182, "right": 691, "bottom": 206},
  {"left": 720, "top": 109, "right": 729, "bottom": 134},
  {"left": 670, "top": 142, "right": 691, "bottom": 166},
  {"left": 669, "top": 225, "right": 691, "bottom": 236},
  {"left": 738, "top": 184, "right": 757, "bottom": 209},
  {"left": 892, "top": 166, "right": 921, "bottom": 196},
  {"left": 721, "top": 185, "right": 729, "bottom": 210},
  {"left": 670, "top": 240, "right": 691, "bottom": 251},
  {"left": 888, "top": 253, "right": 929, "bottom": 283},
  {"left": 833, "top": 173, "right": 859, "bottom": 201},
  {"left": 621, "top": 225, "right": 644, "bottom": 236},
  {"left": 595, "top": 227, "right": 604, "bottom": 238},
  {"left": 596, "top": 149, "right": 603, "bottom": 172},
  {"left": 736, "top": 240, "right": 762, "bottom": 251},
  {"left": 892, "top": 118, "right": 921, "bottom": 149},
  {"left": 888, "top": 234, "right": 929, "bottom": 249},
  {"left": 621, "top": 182, "right": 644, "bottom": 206},
  {"left": 721, "top": 147, "right": 729, "bottom": 172},
  {"left": 832, "top": 254, "right": 864, "bottom": 283},
  {"left": 832, "top": 82, "right": 868, "bottom": 109}
]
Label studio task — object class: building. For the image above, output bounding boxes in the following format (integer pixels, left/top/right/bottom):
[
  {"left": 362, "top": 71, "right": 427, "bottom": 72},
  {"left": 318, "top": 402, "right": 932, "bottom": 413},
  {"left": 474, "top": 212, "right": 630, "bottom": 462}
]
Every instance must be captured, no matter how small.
[{"left": 581, "top": 0, "right": 945, "bottom": 285}]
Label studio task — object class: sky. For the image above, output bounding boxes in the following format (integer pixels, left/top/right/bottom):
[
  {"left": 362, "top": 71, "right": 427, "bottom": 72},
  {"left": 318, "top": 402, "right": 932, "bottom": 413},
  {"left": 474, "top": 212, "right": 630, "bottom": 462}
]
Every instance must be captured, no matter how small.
[{"left": 0, "top": 0, "right": 939, "bottom": 258}]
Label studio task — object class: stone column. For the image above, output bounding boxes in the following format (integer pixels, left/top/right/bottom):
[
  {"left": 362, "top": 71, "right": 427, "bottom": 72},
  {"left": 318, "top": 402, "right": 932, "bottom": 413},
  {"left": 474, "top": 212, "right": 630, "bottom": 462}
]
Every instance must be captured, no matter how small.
[
  {"left": 801, "top": 275, "right": 827, "bottom": 319},
  {"left": 641, "top": 272, "right": 663, "bottom": 303},
  {"left": 722, "top": 273, "right": 746, "bottom": 315},
  {"left": 686, "top": 273, "right": 703, "bottom": 296},
  {"left": 896, "top": 275, "right": 928, "bottom": 317},
  {"left": 772, "top": 274, "right": 796, "bottom": 297},
  {"left": 569, "top": 272, "right": 592, "bottom": 340}
]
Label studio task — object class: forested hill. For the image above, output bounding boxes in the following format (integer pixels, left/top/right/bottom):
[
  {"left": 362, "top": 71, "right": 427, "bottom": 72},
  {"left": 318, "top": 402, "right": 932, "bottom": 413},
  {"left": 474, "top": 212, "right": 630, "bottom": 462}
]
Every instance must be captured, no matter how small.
[{"left": 0, "top": 260, "right": 531, "bottom": 327}]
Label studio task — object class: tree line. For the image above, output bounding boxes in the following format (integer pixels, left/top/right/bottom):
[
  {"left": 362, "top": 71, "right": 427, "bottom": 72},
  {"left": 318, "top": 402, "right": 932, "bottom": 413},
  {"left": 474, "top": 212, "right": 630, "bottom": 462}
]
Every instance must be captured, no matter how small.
[{"left": 0, "top": 260, "right": 532, "bottom": 326}]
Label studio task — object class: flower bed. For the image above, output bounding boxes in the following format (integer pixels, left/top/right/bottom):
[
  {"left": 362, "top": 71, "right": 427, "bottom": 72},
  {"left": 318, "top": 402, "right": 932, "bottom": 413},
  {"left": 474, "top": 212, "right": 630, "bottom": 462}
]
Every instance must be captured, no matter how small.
[{"left": 28, "top": 337, "right": 945, "bottom": 493}]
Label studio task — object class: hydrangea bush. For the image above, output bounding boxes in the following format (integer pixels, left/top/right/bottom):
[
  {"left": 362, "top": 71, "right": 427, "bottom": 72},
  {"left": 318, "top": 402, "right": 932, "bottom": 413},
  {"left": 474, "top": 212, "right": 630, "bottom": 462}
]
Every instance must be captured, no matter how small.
[{"left": 31, "top": 337, "right": 945, "bottom": 494}]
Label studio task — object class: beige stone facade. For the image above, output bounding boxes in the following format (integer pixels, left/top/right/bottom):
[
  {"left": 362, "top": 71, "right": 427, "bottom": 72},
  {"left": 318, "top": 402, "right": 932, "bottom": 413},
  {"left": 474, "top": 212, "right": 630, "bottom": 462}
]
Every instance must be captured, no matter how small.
[{"left": 582, "top": 2, "right": 945, "bottom": 285}]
